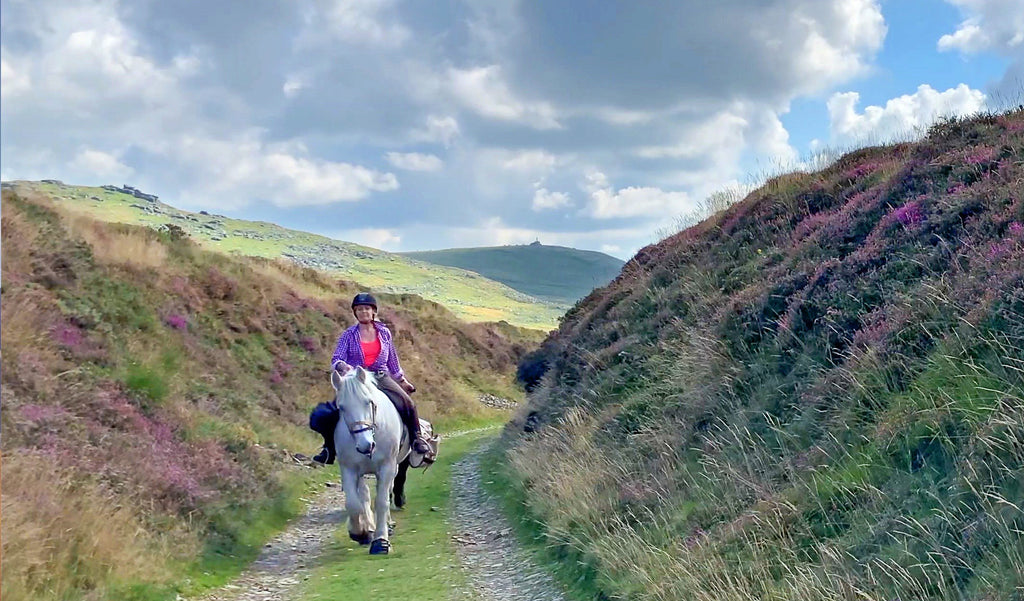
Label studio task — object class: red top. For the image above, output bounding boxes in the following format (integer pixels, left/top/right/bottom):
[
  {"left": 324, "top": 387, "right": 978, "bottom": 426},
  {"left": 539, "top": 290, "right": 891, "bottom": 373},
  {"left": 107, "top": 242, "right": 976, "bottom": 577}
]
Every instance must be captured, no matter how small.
[{"left": 360, "top": 336, "right": 382, "bottom": 367}]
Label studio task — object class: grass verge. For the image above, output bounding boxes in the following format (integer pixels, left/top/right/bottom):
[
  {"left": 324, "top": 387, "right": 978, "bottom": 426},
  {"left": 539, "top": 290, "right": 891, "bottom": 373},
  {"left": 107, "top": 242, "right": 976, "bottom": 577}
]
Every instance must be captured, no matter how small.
[{"left": 297, "top": 425, "right": 501, "bottom": 601}]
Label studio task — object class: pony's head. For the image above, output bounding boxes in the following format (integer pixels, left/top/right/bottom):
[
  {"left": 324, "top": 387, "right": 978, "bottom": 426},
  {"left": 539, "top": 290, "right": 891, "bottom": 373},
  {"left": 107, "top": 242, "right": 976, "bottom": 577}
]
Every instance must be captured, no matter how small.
[{"left": 331, "top": 367, "right": 380, "bottom": 456}]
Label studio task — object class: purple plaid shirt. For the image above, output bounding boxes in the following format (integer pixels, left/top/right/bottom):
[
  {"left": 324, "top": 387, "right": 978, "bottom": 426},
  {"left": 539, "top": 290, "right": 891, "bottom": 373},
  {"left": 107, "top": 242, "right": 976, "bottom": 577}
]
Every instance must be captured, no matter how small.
[{"left": 330, "top": 322, "right": 405, "bottom": 380}]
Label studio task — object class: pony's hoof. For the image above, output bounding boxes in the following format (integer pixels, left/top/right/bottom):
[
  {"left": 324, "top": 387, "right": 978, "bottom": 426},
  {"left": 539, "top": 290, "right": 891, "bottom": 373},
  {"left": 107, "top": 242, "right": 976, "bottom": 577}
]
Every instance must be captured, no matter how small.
[
  {"left": 369, "top": 538, "right": 390, "bottom": 555},
  {"left": 349, "top": 531, "right": 371, "bottom": 545}
]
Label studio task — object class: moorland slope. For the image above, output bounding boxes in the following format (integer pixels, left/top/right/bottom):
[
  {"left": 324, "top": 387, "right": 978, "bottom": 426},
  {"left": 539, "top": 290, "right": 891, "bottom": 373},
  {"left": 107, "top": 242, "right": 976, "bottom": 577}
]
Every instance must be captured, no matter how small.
[
  {"left": 0, "top": 189, "right": 542, "bottom": 601},
  {"left": 2, "top": 181, "right": 564, "bottom": 329},
  {"left": 505, "top": 110, "right": 1024, "bottom": 600}
]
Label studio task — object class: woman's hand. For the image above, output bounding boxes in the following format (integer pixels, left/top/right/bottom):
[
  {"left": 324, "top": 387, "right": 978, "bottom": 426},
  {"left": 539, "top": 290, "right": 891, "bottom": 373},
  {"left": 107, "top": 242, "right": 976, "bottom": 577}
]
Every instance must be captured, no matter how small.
[{"left": 399, "top": 378, "right": 416, "bottom": 394}]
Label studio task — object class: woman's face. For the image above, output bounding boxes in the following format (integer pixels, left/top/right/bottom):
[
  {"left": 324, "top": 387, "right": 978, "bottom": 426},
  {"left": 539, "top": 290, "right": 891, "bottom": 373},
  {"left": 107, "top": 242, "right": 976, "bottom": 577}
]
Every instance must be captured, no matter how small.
[{"left": 353, "top": 304, "right": 376, "bottom": 323}]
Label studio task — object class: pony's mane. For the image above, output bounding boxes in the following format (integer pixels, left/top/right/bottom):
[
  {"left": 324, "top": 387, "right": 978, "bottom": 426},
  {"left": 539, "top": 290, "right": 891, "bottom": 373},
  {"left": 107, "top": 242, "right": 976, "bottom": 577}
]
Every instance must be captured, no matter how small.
[{"left": 336, "top": 370, "right": 378, "bottom": 407}]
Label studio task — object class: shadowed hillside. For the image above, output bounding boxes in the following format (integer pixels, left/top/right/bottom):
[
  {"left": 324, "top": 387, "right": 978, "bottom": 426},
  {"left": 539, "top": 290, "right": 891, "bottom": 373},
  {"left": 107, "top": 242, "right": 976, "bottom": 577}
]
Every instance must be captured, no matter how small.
[
  {"left": 501, "top": 109, "right": 1024, "bottom": 600},
  {"left": 1, "top": 181, "right": 565, "bottom": 330},
  {"left": 400, "top": 243, "right": 625, "bottom": 304},
  {"left": 0, "top": 190, "right": 542, "bottom": 601}
]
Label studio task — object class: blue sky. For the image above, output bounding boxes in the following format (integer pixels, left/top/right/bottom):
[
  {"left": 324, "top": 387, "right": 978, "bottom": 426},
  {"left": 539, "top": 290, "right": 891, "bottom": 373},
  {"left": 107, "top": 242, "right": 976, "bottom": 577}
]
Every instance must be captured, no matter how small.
[{"left": 2, "top": 0, "right": 1022, "bottom": 260}]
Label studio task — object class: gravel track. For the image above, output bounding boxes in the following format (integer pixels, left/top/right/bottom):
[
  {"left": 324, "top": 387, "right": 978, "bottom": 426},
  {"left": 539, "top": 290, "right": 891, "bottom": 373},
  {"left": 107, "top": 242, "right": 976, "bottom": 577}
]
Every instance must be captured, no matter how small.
[
  {"left": 192, "top": 430, "right": 564, "bottom": 601},
  {"left": 449, "top": 447, "right": 567, "bottom": 601}
]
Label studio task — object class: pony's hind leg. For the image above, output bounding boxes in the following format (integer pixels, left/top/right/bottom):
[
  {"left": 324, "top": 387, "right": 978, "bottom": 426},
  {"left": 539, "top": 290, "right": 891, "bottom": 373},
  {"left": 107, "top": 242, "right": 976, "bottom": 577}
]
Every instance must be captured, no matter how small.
[{"left": 342, "top": 469, "right": 372, "bottom": 545}]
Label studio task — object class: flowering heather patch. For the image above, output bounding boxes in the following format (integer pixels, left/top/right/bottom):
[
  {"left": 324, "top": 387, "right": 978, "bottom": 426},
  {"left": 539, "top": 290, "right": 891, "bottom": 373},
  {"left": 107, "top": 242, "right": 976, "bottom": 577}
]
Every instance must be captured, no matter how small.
[
  {"left": 892, "top": 200, "right": 924, "bottom": 226},
  {"left": 964, "top": 145, "right": 999, "bottom": 165},
  {"left": 1010, "top": 222, "right": 1023, "bottom": 234},
  {"left": 164, "top": 313, "right": 188, "bottom": 330},
  {"left": 18, "top": 403, "right": 70, "bottom": 423},
  {"left": 299, "top": 336, "right": 318, "bottom": 353},
  {"left": 842, "top": 159, "right": 885, "bottom": 180},
  {"left": 791, "top": 212, "right": 832, "bottom": 242},
  {"left": 52, "top": 323, "right": 84, "bottom": 348}
]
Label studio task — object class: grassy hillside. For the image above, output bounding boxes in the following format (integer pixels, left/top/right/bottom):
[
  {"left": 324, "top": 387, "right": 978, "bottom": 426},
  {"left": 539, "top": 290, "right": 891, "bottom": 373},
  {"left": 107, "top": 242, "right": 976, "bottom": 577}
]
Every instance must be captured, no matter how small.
[
  {"left": 1, "top": 181, "right": 564, "bottom": 330},
  {"left": 400, "top": 243, "right": 624, "bottom": 304},
  {"left": 0, "top": 189, "right": 542, "bottom": 601},
  {"left": 500, "top": 109, "right": 1024, "bottom": 600}
]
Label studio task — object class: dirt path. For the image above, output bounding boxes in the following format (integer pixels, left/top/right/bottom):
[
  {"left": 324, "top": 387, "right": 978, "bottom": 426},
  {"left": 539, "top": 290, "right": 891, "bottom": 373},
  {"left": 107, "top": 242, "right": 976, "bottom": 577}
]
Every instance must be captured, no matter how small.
[
  {"left": 192, "top": 481, "right": 345, "bottom": 601},
  {"left": 449, "top": 447, "right": 567, "bottom": 601},
  {"left": 192, "top": 429, "right": 565, "bottom": 601}
]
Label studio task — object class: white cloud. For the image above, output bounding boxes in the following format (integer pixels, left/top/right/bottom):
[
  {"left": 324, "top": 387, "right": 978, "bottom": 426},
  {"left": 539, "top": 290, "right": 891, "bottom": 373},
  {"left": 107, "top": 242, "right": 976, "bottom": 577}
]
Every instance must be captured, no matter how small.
[
  {"left": 532, "top": 187, "right": 571, "bottom": 211},
  {"left": 173, "top": 133, "right": 399, "bottom": 208},
  {"left": 316, "top": 0, "right": 410, "bottom": 47},
  {"left": 448, "top": 65, "right": 561, "bottom": 130},
  {"left": 332, "top": 227, "right": 402, "bottom": 250},
  {"left": 584, "top": 169, "right": 692, "bottom": 219},
  {"left": 411, "top": 115, "right": 460, "bottom": 146},
  {"left": 501, "top": 149, "right": 558, "bottom": 172},
  {"left": 826, "top": 84, "right": 987, "bottom": 145},
  {"left": 70, "top": 149, "right": 132, "bottom": 178},
  {"left": 283, "top": 73, "right": 306, "bottom": 98},
  {"left": 385, "top": 152, "right": 444, "bottom": 171},
  {"left": 938, "top": 0, "right": 1024, "bottom": 54},
  {"left": 1, "top": 56, "right": 31, "bottom": 97}
]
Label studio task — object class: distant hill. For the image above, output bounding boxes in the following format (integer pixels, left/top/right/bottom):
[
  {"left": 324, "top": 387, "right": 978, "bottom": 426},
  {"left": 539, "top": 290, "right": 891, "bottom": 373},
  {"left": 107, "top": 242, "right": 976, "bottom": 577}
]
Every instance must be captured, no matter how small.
[
  {"left": 0, "top": 181, "right": 564, "bottom": 330},
  {"left": 400, "top": 243, "right": 624, "bottom": 304}
]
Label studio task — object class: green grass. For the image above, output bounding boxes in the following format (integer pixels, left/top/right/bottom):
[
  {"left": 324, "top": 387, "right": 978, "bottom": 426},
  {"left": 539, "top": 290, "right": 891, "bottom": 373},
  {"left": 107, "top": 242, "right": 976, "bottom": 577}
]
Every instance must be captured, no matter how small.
[
  {"left": 297, "top": 426, "right": 501, "bottom": 601},
  {"left": 11, "top": 180, "right": 564, "bottom": 329}
]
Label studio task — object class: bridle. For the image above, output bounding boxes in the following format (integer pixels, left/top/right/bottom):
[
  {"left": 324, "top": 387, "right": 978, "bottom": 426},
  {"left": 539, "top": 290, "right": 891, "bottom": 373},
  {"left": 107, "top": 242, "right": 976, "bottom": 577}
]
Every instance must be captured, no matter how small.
[{"left": 340, "top": 393, "right": 377, "bottom": 436}]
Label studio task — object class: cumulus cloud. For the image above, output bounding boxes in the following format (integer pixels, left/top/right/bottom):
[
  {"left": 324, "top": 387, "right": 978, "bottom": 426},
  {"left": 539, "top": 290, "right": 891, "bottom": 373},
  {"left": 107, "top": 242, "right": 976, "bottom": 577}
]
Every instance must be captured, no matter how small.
[
  {"left": 331, "top": 227, "right": 402, "bottom": 250},
  {"left": 501, "top": 149, "right": 558, "bottom": 172},
  {"left": 826, "top": 84, "right": 987, "bottom": 146},
  {"left": 307, "top": 0, "right": 410, "bottom": 47},
  {"left": 584, "top": 169, "right": 692, "bottom": 219},
  {"left": 509, "top": 0, "right": 885, "bottom": 108},
  {"left": 70, "top": 149, "right": 133, "bottom": 178},
  {"left": 385, "top": 152, "right": 444, "bottom": 171},
  {"left": 448, "top": 65, "right": 561, "bottom": 130},
  {"left": 532, "top": 187, "right": 571, "bottom": 211},
  {"left": 1, "top": 57, "right": 31, "bottom": 97},
  {"left": 173, "top": 134, "right": 399, "bottom": 207},
  {"left": 411, "top": 116, "right": 460, "bottom": 146},
  {"left": 938, "top": 0, "right": 1024, "bottom": 54}
]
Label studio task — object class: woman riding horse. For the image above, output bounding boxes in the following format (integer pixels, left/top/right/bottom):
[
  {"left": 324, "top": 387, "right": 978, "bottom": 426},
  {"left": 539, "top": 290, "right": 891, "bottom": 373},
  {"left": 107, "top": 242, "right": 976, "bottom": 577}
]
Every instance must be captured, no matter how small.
[{"left": 310, "top": 293, "right": 432, "bottom": 464}]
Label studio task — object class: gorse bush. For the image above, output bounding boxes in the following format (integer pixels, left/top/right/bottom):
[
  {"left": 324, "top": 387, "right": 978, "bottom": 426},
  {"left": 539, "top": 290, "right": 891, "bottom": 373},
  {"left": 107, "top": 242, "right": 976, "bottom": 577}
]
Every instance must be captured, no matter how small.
[
  {"left": 505, "top": 108, "right": 1024, "bottom": 600},
  {"left": 0, "top": 190, "right": 538, "bottom": 600}
]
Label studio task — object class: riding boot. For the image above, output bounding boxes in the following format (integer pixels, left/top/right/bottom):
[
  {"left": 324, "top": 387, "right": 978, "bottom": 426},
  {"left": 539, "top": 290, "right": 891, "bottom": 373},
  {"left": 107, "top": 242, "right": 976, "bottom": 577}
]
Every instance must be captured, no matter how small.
[
  {"left": 313, "top": 433, "right": 336, "bottom": 464},
  {"left": 309, "top": 400, "right": 339, "bottom": 464}
]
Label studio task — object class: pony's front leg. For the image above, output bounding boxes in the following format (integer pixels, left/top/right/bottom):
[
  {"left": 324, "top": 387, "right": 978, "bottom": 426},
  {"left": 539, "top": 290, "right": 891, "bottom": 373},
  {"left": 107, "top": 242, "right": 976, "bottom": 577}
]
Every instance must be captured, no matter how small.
[
  {"left": 369, "top": 463, "right": 398, "bottom": 555},
  {"left": 342, "top": 469, "right": 372, "bottom": 545}
]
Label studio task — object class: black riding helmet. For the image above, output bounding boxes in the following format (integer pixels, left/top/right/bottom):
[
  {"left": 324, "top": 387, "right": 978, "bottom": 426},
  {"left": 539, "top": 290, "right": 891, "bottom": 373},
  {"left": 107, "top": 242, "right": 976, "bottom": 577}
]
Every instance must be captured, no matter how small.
[{"left": 351, "top": 292, "right": 378, "bottom": 312}]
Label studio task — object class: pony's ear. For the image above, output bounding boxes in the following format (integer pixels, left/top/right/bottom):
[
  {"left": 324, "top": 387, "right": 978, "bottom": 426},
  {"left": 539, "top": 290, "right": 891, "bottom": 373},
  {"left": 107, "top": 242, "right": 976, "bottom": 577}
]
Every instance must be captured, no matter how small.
[
  {"left": 356, "top": 366, "right": 369, "bottom": 384},
  {"left": 330, "top": 369, "right": 343, "bottom": 391}
]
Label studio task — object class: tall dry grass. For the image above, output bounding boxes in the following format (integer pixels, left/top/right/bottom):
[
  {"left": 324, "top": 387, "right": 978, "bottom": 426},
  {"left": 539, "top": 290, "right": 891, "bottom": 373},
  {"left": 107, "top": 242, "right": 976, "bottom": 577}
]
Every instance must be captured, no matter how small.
[
  {"left": 66, "top": 214, "right": 168, "bottom": 270},
  {"left": 1, "top": 453, "right": 195, "bottom": 601}
]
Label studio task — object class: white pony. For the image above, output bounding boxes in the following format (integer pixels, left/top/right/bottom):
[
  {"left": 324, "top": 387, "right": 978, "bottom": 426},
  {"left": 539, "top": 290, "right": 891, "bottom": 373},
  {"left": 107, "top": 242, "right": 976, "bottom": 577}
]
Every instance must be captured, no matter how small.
[{"left": 330, "top": 366, "right": 409, "bottom": 555}]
